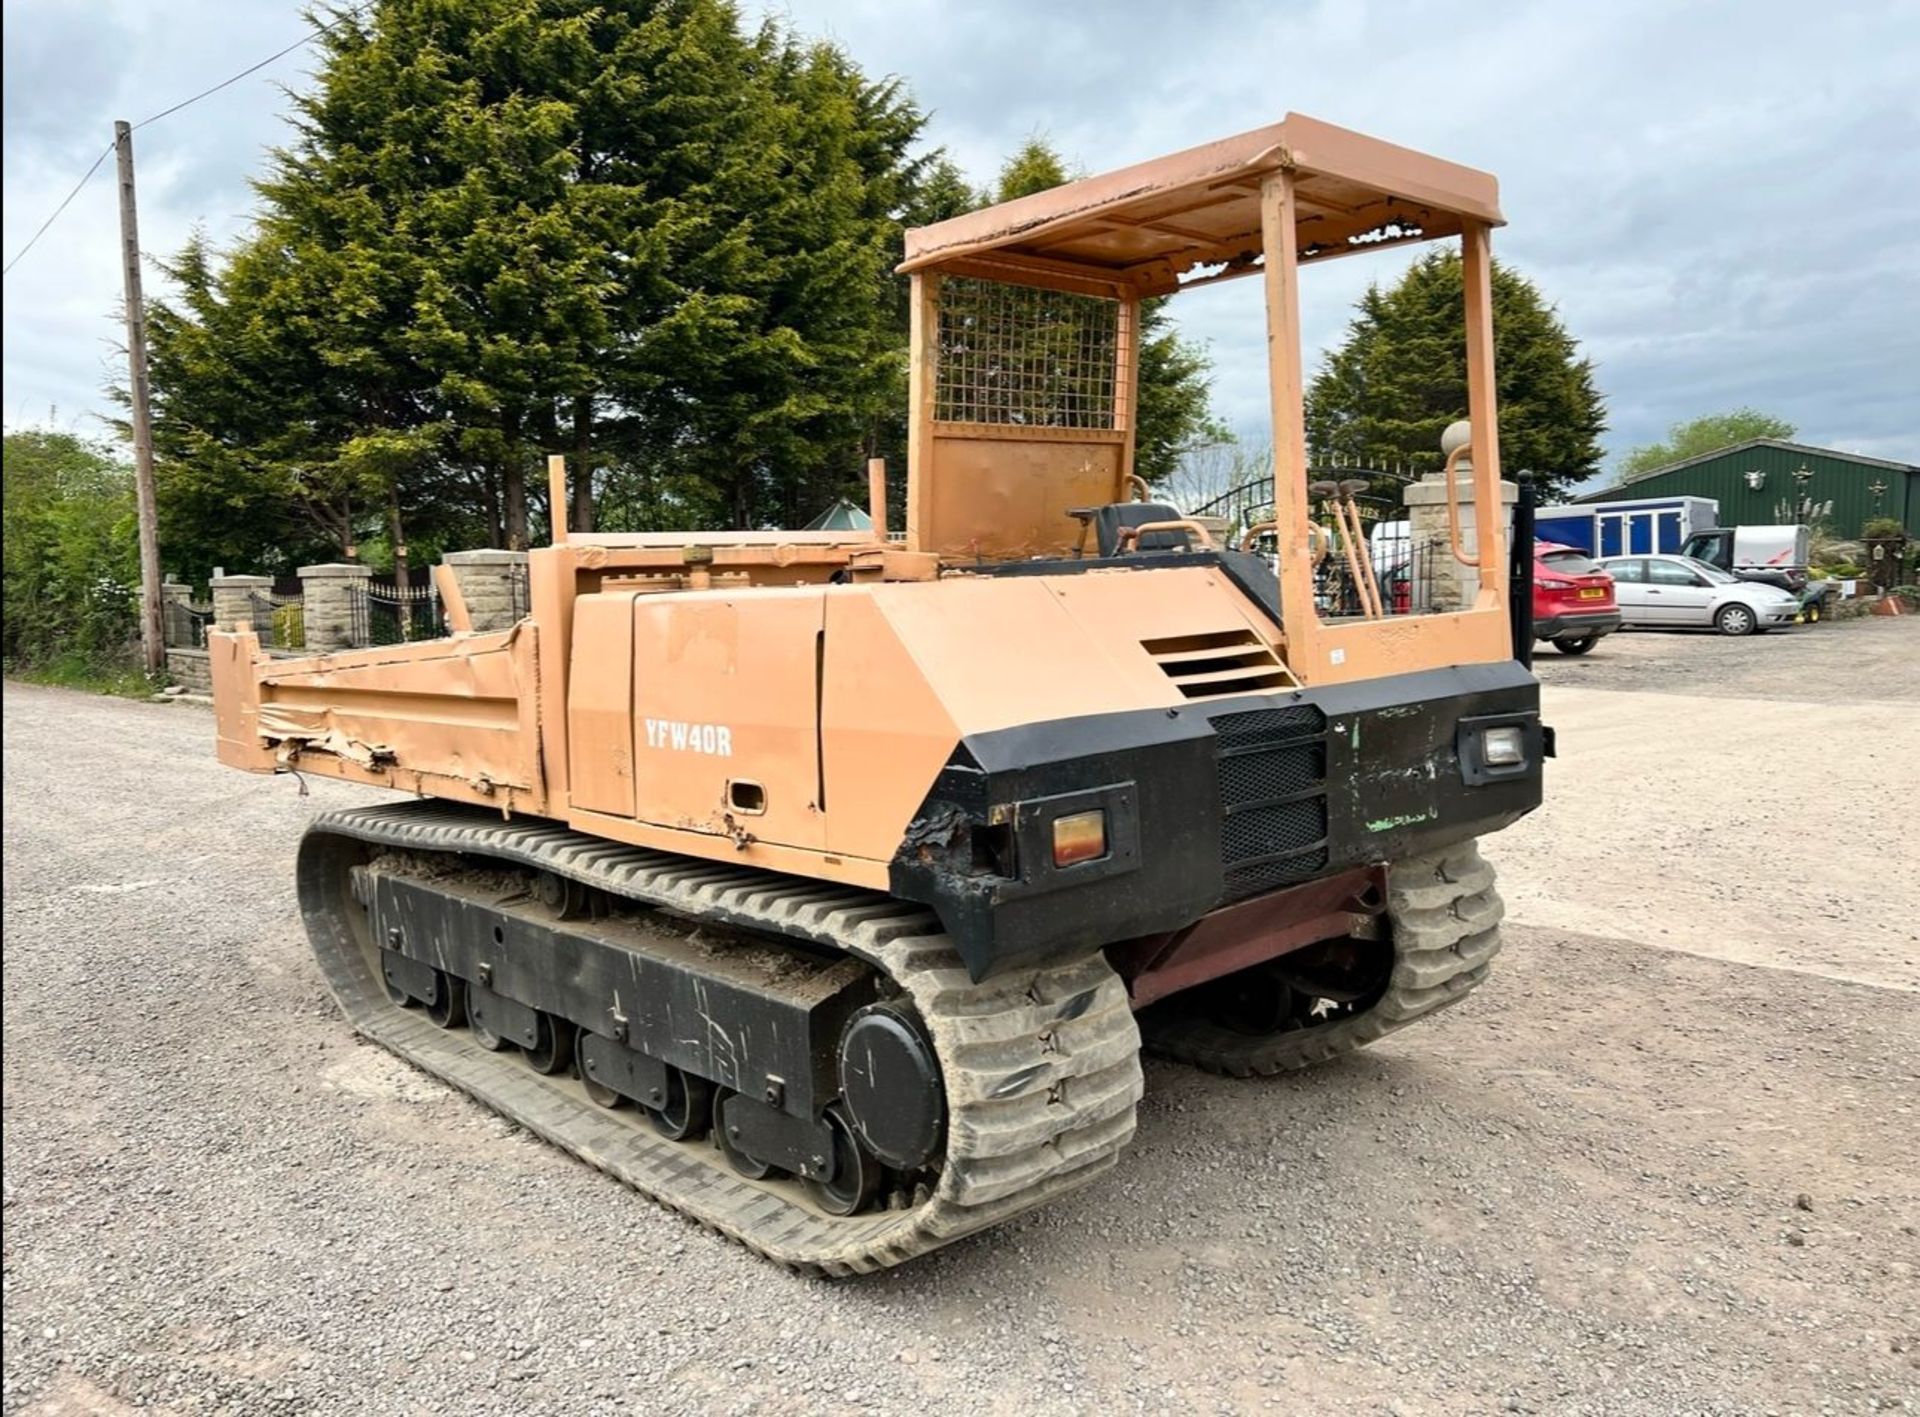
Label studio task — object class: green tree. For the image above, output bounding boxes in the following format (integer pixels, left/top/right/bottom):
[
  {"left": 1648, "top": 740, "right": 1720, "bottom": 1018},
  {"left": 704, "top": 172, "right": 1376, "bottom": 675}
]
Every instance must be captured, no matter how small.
[
  {"left": 1305, "top": 249, "right": 1606, "bottom": 501},
  {"left": 994, "top": 137, "right": 1073, "bottom": 202},
  {"left": 2, "top": 431, "right": 140, "bottom": 671},
  {"left": 1618, "top": 409, "right": 1797, "bottom": 481},
  {"left": 144, "top": 0, "right": 931, "bottom": 576},
  {"left": 904, "top": 156, "right": 981, "bottom": 226},
  {"left": 987, "top": 137, "right": 1225, "bottom": 485}
]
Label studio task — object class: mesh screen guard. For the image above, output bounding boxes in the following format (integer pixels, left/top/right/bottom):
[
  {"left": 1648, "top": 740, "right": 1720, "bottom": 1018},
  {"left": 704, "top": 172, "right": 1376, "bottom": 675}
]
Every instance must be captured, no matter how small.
[{"left": 933, "top": 277, "right": 1120, "bottom": 429}]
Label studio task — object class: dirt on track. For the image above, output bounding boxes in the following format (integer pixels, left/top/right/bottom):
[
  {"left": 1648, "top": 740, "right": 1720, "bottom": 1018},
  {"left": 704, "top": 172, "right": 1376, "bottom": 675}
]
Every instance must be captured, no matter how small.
[{"left": 3, "top": 620, "right": 1917, "bottom": 1416}]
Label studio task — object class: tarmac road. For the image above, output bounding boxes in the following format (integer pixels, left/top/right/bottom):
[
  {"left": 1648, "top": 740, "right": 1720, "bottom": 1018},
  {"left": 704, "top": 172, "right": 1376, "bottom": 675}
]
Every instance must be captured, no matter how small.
[{"left": 3, "top": 617, "right": 1916, "bottom": 1416}]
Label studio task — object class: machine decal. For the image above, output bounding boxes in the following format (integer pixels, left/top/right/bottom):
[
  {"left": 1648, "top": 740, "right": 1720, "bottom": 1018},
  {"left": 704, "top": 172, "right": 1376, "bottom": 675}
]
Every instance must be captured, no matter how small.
[{"left": 643, "top": 719, "right": 734, "bottom": 756}]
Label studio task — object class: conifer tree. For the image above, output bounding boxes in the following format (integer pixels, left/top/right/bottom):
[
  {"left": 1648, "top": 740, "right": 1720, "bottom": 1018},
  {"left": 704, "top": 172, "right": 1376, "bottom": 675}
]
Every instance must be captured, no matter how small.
[{"left": 1305, "top": 249, "right": 1605, "bottom": 500}]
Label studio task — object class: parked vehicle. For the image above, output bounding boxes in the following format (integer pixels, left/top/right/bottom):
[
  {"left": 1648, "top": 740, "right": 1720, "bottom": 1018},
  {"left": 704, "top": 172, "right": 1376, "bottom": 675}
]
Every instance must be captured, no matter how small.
[
  {"left": 1595, "top": 554, "right": 1801, "bottom": 635},
  {"left": 1536, "top": 495, "right": 1718, "bottom": 558},
  {"left": 1679, "top": 524, "right": 1809, "bottom": 591},
  {"left": 1678, "top": 523, "right": 1835, "bottom": 623},
  {"left": 1532, "top": 542, "right": 1619, "bottom": 655}
]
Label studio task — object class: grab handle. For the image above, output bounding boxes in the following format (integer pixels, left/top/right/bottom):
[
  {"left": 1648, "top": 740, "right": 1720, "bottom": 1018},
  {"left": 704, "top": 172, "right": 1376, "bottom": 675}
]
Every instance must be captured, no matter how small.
[
  {"left": 1442, "top": 442, "right": 1480, "bottom": 568},
  {"left": 1114, "top": 519, "right": 1217, "bottom": 552}
]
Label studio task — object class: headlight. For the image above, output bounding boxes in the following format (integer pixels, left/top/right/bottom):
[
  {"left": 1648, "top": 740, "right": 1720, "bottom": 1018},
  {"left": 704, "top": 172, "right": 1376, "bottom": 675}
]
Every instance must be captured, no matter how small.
[
  {"left": 1482, "top": 726, "right": 1525, "bottom": 767},
  {"left": 1052, "top": 809, "right": 1108, "bottom": 867}
]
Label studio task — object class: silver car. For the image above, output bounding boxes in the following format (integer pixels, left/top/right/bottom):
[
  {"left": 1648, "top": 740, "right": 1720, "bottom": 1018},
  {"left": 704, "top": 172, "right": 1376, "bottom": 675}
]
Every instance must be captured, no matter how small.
[{"left": 1595, "top": 554, "right": 1800, "bottom": 636}]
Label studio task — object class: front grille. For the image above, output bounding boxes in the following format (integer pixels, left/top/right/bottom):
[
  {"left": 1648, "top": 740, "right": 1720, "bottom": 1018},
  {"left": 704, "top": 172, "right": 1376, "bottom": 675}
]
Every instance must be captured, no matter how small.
[
  {"left": 1210, "top": 704, "right": 1324, "bottom": 746},
  {"left": 1211, "top": 705, "right": 1329, "bottom": 904}
]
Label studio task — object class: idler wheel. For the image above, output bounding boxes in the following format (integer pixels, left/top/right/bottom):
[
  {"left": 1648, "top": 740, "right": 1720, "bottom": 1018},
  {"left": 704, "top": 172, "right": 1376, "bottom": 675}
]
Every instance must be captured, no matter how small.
[{"left": 837, "top": 1004, "right": 945, "bottom": 1171}]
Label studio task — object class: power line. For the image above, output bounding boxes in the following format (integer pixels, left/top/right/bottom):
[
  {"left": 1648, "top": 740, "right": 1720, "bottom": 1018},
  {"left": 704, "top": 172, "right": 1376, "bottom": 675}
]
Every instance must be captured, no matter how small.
[
  {"left": 1, "top": 2, "right": 372, "bottom": 278},
  {"left": 1, "top": 145, "right": 111, "bottom": 277},
  {"left": 134, "top": 3, "right": 370, "bottom": 129}
]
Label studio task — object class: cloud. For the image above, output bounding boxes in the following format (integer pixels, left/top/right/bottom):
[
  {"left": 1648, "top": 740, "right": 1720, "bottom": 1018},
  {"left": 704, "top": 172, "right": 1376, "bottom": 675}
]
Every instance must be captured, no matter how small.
[{"left": 6, "top": 0, "right": 1917, "bottom": 469}]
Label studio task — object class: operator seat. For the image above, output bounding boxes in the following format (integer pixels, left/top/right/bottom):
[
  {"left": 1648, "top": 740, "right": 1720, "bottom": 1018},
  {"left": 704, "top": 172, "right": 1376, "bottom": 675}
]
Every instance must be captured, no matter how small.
[{"left": 1083, "top": 501, "right": 1190, "bottom": 557}]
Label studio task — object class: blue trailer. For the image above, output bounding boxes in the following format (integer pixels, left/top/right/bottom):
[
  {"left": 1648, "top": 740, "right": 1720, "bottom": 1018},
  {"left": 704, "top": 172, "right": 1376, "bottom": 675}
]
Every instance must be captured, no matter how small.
[{"left": 1535, "top": 495, "right": 1718, "bottom": 558}]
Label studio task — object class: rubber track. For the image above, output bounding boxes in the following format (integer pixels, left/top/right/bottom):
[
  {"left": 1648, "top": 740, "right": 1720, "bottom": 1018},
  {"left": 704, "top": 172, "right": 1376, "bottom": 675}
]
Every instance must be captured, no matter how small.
[
  {"left": 297, "top": 802, "right": 1143, "bottom": 1275},
  {"left": 1142, "top": 838, "right": 1503, "bottom": 1077}
]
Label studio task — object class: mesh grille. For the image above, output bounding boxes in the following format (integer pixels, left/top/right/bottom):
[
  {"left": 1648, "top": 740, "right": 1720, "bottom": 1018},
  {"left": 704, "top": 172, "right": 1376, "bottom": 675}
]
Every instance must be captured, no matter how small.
[
  {"left": 1210, "top": 705, "right": 1325, "bottom": 748},
  {"left": 1218, "top": 743, "right": 1325, "bottom": 803},
  {"left": 1225, "top": 849, "right": 1332, "bottom": 901},
  {"left": 1211, "top": 707, "right": 1331, "bottom": 903},
  {"left": 1221, "top": 799, "right": 1329, "bottom": 862},
  {"left": 934, "top": 277, "right": 1119, "bottom": 428}
]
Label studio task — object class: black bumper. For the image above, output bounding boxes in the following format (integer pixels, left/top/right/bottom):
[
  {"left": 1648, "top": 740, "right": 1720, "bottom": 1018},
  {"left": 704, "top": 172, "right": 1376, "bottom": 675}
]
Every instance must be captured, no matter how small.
[
  {"left": 1534, "top": 610, "right": 1620, "bottom": 641},
  {"left": 889, "top": 661, "right": 1546, "bottom": 980}
]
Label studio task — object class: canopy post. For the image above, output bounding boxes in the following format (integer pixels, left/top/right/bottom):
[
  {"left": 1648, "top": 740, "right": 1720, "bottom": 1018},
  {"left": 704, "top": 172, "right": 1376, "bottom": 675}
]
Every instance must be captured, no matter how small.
[{"left": 1260, "top": 169, "right": 1315, "bottom": 651}]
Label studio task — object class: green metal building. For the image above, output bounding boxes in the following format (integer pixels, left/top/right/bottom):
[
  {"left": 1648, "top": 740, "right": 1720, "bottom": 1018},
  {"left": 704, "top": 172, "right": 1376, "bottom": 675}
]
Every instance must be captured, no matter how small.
[{"left": 1575, "top": 438, "right": 1919, "bottom": 537}]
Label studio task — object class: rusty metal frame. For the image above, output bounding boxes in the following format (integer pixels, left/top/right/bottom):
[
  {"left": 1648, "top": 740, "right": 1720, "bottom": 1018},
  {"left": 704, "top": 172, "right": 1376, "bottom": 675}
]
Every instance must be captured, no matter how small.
[{"left": 1114, "top": 864, "right": 1387, "bottom": 1008}]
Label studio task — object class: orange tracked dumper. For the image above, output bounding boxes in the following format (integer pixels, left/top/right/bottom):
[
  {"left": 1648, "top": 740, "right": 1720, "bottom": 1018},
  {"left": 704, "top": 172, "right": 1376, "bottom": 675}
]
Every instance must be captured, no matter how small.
[{"left": 211, "top": 114, "right": 1545, "bottom": 1272}]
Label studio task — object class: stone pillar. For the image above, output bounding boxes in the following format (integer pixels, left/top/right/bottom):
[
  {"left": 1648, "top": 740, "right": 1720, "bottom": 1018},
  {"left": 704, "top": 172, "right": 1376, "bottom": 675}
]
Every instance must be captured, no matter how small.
[
  {"left": 1402, "top": 420, "right": 1517, "bottom": 613},
  {"left": 160, "top": 581, "right": 192, "bottom": 647},
  {"left": 211, "top": 573, "right": 271, "bottom": 632},
  {"left": 299, "top": 562, "right": 372, "bottom": 653},
  {"left": 442, "top": 550, "right": 529, "bottom": 633}
]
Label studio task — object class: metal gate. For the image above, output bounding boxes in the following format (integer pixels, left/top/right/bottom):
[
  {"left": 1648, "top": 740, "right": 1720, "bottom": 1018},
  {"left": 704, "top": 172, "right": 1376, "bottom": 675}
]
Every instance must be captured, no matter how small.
[
  {"left": 358, "top": 579, "right": 442, "bottom": 646},
  {"left": 248, "top": 588, "right": 306, "bottom": 650}
]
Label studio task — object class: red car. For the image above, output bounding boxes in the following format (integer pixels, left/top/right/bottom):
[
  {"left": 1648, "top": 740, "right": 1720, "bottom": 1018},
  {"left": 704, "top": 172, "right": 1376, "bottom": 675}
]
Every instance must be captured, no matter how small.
[{"left": 1533, "top": 541, "right": 1619, "bottom": 655}]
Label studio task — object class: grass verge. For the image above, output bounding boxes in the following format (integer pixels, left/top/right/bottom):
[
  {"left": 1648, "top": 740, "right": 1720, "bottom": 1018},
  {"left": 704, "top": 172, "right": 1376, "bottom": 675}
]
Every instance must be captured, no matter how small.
[{"left": 7, "top": 653, "right": 161, "bottom": 700}]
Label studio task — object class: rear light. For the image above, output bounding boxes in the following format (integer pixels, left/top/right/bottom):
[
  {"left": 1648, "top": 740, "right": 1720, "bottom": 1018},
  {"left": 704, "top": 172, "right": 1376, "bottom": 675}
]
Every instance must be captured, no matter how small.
[
  {"left": 1482, "top": 726, "right": 1525, "bottom": 766},
  {"left": 1537, "top": 577, "right": 1574, "bottom": 591},
  {"left": 1052, "top": 810, "right": 1108, "bottom": 867}
]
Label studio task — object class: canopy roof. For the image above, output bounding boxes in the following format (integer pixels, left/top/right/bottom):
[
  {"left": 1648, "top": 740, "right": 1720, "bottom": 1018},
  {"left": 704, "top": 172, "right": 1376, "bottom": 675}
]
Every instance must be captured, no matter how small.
[
  {"left": 802, "top": 498, "right": 874, "bottom": 531},
  {"left": 900, "top": 114, "right": 1502, "bottom": 295}
]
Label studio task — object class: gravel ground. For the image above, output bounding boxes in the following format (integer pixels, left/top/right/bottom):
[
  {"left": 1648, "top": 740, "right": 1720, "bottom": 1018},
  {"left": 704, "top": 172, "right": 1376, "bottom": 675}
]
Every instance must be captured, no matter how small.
[
  {"left": 4, "top": 622, "right": 1918, "bottom": 1416},
  {"left": 1531, "top": 613, "right": 1920, "bottom": 702},
  {"left": 1506, "top": 617, "right": 1920, "bottom": 992}
]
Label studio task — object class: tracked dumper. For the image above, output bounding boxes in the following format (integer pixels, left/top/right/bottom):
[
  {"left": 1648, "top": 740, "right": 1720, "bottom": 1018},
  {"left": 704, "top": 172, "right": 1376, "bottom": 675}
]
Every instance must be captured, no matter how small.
[{"left": 211, "top": 114, "right": 1546, "bottom": 1274}]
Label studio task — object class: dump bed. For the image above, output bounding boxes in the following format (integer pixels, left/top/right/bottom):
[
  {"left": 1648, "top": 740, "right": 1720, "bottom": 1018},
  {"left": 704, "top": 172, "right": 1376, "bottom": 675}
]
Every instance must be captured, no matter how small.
[{"left": 210, "top": 623, "right": 550, "bottom": 814}]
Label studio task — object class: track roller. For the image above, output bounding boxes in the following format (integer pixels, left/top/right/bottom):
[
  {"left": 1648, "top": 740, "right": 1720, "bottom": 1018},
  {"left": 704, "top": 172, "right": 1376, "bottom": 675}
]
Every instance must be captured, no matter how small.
[
  {"left": 525, "top": 1012, "right": 574, "bottom": 1076},
  {"left": 712, "top": 1089, "right": 779, "bottom": 1180},
  {"left": 425, "top": 971, "right": 467, "bottom": 1030},
  {"left": 646, "top": 1066, "right": 711, "bottom": 1142},
  {"left": 806, "top": 1104, "right": 883, "bottom": 1217}
]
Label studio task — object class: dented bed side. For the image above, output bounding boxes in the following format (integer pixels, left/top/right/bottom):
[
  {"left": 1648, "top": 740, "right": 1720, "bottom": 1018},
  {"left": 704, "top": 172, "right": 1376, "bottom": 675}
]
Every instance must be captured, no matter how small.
[{"left": 210, "top": 623, "right": 548, "bottom": 815}]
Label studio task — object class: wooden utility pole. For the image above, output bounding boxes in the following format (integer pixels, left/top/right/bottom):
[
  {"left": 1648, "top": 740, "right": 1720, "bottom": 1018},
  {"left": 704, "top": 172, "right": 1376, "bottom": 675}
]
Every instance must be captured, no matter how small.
[{"left": 115, "top": 120, "right": 165, "bottom": 676}]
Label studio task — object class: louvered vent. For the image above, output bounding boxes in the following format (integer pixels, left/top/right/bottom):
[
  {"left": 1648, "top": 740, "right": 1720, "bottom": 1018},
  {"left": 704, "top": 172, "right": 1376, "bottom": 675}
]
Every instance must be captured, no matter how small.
[{"left": 1141, "top": 628, "right": 1294, "bottom": 700}]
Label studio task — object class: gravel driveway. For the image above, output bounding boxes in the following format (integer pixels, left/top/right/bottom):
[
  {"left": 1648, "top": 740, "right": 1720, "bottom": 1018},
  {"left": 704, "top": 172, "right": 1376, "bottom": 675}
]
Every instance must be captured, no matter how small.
[{"left": 4, "top": 620, "right": 1917, "bottom": 1416}]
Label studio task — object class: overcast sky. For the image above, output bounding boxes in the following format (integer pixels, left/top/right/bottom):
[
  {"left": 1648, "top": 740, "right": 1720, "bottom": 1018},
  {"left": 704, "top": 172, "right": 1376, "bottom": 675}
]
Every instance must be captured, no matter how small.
[{"left": 4, "top": 0, "right": 1917, "bottom": 477}]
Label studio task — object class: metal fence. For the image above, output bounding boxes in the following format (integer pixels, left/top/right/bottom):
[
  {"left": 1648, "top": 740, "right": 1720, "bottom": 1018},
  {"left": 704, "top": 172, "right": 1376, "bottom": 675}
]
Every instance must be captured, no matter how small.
[
  {"left": 355, "top": 579, "right": 442, "bottom": 646},
  {"left": 163, "top": 599, "right": 216, "bottom": 648},
  {"left": 507, "top": 562, "right": 531, "bottom": 622},
  {"left": 1232, "top": 484, "right": 1458, "bottom": 621},
  {"left": 248, "top": 588, "right": 306, "bottom": 650},
  {"left": 1318, "top": 531, "right": 1449, "bottom": 619}
]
